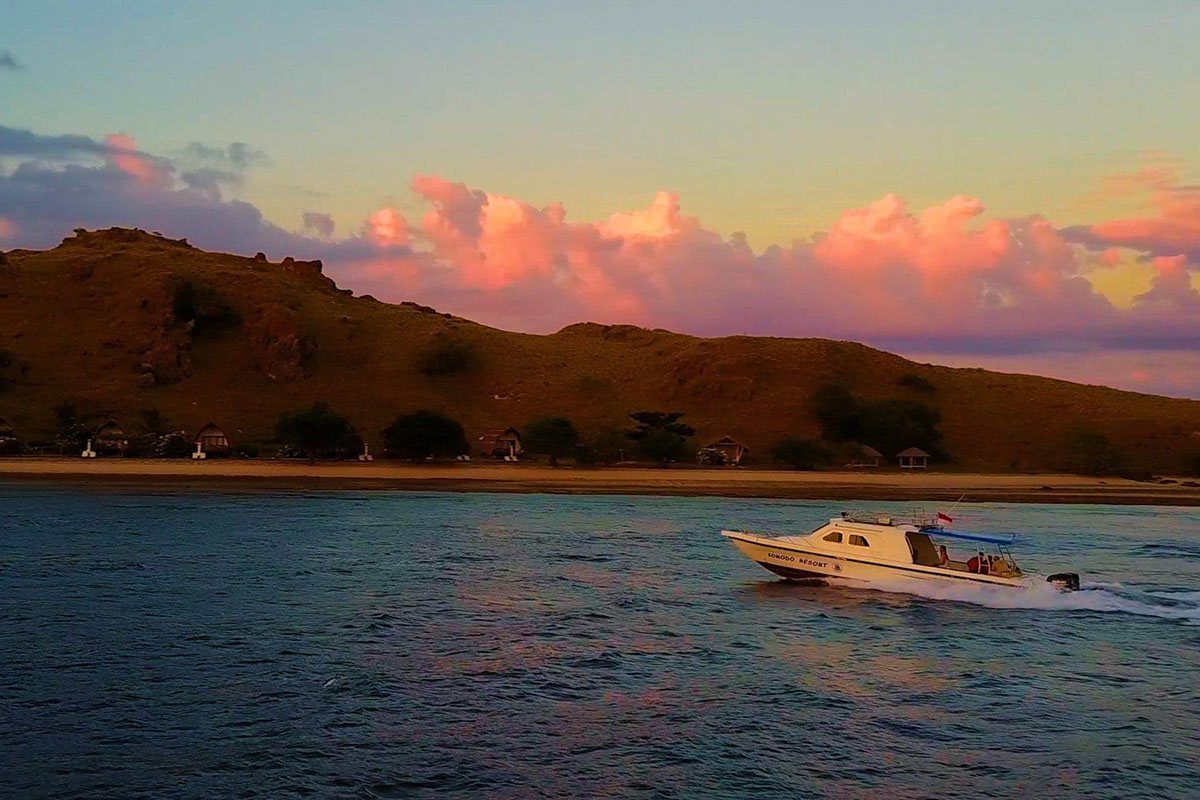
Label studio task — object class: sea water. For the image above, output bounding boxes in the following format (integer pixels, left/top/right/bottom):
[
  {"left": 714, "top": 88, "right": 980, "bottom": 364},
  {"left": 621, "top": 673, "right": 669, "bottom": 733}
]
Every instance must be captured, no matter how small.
[{"left": 2, "top": 485, "right": 1198, "bottom": 798}]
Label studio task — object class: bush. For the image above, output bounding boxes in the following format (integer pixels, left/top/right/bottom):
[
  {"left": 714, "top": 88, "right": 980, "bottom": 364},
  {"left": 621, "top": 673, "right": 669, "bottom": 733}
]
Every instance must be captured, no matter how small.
[
  {"left": 52, "top": 401, "right": 93, "bottom": 451},
  {"left": 153, "top": 431, "right": 193, "bottom": 458},
  {"left": 274, "top": 402, "right": 359, "bottom": 459},
  {"left": 383, "top": 410, "right": 468, "bottom": 460},
  {"left": 770, "top": 438, "right": 828, "bottom": 470},
  {"left": 416, "top": 336, "right": 478, "bottom": 377}
]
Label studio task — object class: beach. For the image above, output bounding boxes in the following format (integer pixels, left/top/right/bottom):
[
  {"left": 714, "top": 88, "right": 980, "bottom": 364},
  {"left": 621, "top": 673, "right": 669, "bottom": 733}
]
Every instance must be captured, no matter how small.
[{"left": 1, "top": 457, "right": 1198, "bottom": 505}]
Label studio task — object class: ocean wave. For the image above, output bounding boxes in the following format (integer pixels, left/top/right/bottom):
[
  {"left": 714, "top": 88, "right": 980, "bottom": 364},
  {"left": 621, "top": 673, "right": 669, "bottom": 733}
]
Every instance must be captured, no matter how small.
[{"left": 842, "top": 576, "right": 1200, "bottom": 625}]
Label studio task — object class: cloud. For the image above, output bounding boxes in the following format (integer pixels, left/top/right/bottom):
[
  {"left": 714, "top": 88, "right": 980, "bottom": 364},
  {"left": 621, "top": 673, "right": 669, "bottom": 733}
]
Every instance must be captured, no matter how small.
[
  {"left": 1065, "top": 164, "right": 1200, "bottom": 262},
  {"left": 302, "top": 211, "right": 335, "bottom": 238},
  {"left": 181, "top": 141, "right": 270, "bottom": 170},
  {"left": 0, "top": 125, "right": 116, "bottom": 159},
  {"left": 0, "top": 51, "right": 22, "bottom": 71},
  {"left": 3, "top": 123, "right": 1200, "bottom": 397}
]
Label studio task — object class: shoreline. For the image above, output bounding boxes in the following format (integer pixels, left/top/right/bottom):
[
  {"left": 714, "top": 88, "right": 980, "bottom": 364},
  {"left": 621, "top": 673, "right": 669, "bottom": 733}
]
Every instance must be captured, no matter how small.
[{"left": 2, "top": 458, "right": 1199, "bottom": 506}]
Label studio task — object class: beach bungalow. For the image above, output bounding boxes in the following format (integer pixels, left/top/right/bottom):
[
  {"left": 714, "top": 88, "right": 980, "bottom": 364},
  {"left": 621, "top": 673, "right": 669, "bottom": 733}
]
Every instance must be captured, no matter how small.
[
  {"left": 93, "top": 420, "right": 130, "bottom": 455},
  {"left": 194, "top": 422, "right": 232, "bottom": 455},
  {"left": 479, "top": 427, "right": 522, "bottom": 460},
  {"left": 0, "top": 416, "right": 17, "bottom": 453},
  {"left": 849, "top": 445, "right": 882, "bottom": 469},
  {"left": 704, "top": 435, "right": 750, "bottom": 466},
  {"left": 897, "top": 446, "right": 931, "bottom": 470}
]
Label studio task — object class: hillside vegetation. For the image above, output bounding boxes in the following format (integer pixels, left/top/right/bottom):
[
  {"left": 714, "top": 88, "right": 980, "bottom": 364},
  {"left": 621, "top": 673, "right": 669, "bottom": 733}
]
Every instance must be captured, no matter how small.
[{"left": 2, "top": 228, "right": 1199, "bottom": 473}]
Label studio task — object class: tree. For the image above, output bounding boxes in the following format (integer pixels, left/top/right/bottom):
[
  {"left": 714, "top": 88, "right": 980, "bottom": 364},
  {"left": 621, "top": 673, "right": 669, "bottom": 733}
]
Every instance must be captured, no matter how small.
[
  {"left": 859, "top": 398, "right": 943, "bottom": 459},
  {"left": 140, "top": 408, "right": 167, "bottom": 435},
  {"left": 627, "top": 411, "right": 695, "bottom": 466},
  {"left": 52, "top": 401, "right": 93, "bottom": 451},
  {"left": 811, "top": 384, "right": 861, "bottom": 441},
  {"left": 274, "top": 402, "right": 359, "bottom": 459},
  {"left": 578, "top": 427, "right": 628, "bottom": 466},
  {"left": 810, "top": 384, "right": 944, "bottom": 459},
  {"left": 770, "top": 438, "right": 828, "bottom": 470},
  {"left": 0, "top": 349, "right": 17, "bottom": 392},
  {"left": 523, "top": 416, "right": 580, "bottom": 466},
  {"left": 382, "top": 410, "right": 468, "bottom": 460},
  {"left": 1061, "top": 426, "right": 1126, "bottom": 476}
]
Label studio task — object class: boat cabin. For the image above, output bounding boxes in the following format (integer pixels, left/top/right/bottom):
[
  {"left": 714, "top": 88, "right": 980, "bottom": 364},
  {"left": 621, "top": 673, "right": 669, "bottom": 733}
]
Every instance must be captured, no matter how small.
[{"left": 807, "top": 513, "right": 1021, "bottom": 577}]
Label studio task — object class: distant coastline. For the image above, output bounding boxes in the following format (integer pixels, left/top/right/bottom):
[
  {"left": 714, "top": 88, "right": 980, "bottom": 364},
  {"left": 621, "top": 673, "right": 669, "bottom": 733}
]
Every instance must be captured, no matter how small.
[{"left": 2, "top": 458, "right": 1199, "bottom": 506}]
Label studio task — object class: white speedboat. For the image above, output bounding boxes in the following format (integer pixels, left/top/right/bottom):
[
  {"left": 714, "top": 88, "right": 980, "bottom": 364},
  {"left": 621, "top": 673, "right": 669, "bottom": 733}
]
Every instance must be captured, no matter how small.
[{"left": 723, "top": 511, "right": 1079, "bottom": 591}]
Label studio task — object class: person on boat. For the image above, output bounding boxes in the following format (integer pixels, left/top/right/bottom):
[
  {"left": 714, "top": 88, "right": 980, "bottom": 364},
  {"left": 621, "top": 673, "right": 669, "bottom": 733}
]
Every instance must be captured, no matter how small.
[
  {"left": 938, "top": 545, "right": 950, "bottom": 566},
  {"left": 967, "top": 554, "right": 980, "bottom": 573}
]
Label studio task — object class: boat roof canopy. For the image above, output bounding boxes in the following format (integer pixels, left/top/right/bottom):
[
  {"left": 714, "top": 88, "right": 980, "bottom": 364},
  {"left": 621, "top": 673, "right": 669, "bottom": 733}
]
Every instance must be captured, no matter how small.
[{"left": 919, "top": 527, "right": 1017, "bottom": 546}]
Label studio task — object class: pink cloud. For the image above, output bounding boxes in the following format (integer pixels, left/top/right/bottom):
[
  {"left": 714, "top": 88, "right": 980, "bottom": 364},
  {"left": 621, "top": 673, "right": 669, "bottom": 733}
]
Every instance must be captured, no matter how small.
[
  {"left": 332, "top": 177, "right": 1156, "bottom": 350},
  {"left": 1135, "top": 255, "right": 1200, "bottom": 312},
  {"left": 0, "top": 216, "right": 15, "bottom": 240},
  {"left": 1085, "top": 173, "right": 1200, "bottom": 260},
  {"left": 103, "top": 133, "right": 169, "bottom": 187},
  {"left": 366, "top": 207, "right": 408, "bottom": 246}
]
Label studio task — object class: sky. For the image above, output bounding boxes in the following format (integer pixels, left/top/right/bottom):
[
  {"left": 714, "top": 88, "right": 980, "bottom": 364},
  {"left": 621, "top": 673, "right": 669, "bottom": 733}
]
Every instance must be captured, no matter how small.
[{"left": 2, "top": 0, "right": 1200, "bottom": 396}]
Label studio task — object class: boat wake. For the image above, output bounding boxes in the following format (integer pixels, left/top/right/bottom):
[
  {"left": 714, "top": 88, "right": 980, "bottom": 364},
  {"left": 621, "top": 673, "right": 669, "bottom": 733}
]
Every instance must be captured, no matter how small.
[{"left": 842, "top": 576, "right": 1200, "bottom": 625}]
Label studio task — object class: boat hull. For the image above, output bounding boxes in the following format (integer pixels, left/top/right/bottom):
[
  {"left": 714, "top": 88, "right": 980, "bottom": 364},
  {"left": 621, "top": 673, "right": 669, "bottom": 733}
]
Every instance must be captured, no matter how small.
[{"left": 723, "top": 531, "right": 1027, "bottom": 589}]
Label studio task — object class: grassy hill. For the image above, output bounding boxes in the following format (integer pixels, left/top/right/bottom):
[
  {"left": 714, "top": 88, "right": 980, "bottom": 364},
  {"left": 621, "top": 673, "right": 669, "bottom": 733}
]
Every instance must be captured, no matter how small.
[{"left": 2, "top": 227, "right": 1199, "bottom": 473}]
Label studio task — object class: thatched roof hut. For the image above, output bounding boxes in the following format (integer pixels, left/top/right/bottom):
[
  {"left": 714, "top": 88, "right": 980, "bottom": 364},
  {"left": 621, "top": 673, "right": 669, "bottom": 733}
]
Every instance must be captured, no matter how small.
[
  {"left": 849, "top": 444, "right": 882, "bottom": 468},
  {"left": 94, "top": 420, "right": 129, "bottom": 454},
  {"left": 194, "top": 422, "right": 232, "bottom": 454},
  {"left": 897, "top": 446, "right": 931, "bottom": 470},
  {"left": 704, "top": 435, "right": 750, "bottom": 466},
  {"left": 479, "top": 427, "right": 522, "bottom": 459}
]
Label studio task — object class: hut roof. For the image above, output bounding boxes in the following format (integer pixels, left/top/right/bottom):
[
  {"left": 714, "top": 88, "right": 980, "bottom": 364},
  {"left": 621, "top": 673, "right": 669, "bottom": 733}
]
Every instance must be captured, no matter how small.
[
  {"left": 860, "top": 445, "right": 883, "bottom": 458},
  {"left": 95, "top": 419, "right": 125, "bottom": 436},
  {"left": 195, "top": 422, "right": 225, "bottom": 436},
  {"left": 897, "top": 447, "right": 931, "bottom": 458},
  {"left": 479, "top": 427, "right": 520, "bottom": 441},
  {"left": 707, "top": 435, "right": 749, "bottom": 451}
]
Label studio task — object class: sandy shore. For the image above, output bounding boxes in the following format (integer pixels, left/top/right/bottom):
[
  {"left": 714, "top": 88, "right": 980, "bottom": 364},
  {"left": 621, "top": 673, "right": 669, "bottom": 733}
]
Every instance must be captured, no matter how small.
[{"left": 2, "top": 457, "right": 1199, "bottom": 505}]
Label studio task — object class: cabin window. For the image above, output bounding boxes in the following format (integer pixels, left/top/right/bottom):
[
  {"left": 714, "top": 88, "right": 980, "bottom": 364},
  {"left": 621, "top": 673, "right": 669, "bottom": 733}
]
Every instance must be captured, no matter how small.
[
  {"left": 848, "top": 534, "right": 870, "bottom": 547},
  {"left": 823, "top": 532, "right": 842, "bottom": 543}
]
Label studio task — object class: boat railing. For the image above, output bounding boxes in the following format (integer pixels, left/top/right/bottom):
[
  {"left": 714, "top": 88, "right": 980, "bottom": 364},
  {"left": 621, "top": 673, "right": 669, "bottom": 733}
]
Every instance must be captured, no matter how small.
[{"left": 842, "top": 509, "right": 941, "bottom": 528}]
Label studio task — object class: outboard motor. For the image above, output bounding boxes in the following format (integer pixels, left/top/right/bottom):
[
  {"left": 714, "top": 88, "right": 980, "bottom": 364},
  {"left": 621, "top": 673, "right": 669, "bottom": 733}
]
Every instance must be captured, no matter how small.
[{"left": 1047, "top": 572, "right": 1080, "bottom": 592}]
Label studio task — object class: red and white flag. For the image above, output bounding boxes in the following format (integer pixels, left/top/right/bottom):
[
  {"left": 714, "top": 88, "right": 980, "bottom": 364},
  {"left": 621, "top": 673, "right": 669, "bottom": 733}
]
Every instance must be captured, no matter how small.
[{"left": 937, "top": 512, "right": 954, "bottom": 523}]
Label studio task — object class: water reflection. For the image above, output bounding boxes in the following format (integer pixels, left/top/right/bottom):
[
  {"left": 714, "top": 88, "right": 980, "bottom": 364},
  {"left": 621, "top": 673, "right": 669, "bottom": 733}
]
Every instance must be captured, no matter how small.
[{"left": 1, "top": 489, "right": 1198, "bottom": 798}]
